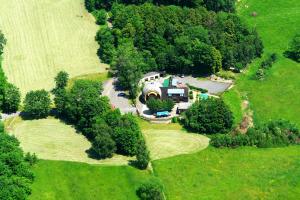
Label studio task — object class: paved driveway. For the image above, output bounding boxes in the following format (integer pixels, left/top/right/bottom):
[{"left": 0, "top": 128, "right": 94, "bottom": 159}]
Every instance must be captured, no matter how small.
[
  {"left": 102, "top": 78, "right": 136, "bottom": 114},
  {"left": 174, "top": 76, "right": 231, "bottom": 94}
]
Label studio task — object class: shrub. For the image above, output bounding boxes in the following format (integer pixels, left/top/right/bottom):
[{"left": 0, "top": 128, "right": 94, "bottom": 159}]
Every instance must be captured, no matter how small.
[
  {"left": 210, "top": 119, "right": 300, "bottom": 148},
  {"left": 186, "top": 84, "right": 208, "bottom": 93},
  {"left": 285, "top": 33, "right": 300, "bottom": 62},
  {"left": 94, "top": 9, "right": 107, "bottom": 25},
  {"left": 3, "top": 83, "right": 21, "bottom": 113},
  {"left": 23, "top": 90, "right": 51, "bottom": 119},
  {"left": 91, "top": 132, "right": 116, "bottom": 159},
  {"left": 136, "top": 179, "right": 164, "bottom": 200},
  {"left": 260, "top": 53, "right": 277, "bottom": 69},
  {"left": 135, "top": 139, "right": 150, "bottom": 170},
  {"left": 184, "top": 98, "right": 233, "bottom": 134},
  {"left": 146, "top": 98, "right": 174, "bottom": 114},
  {"left": 255, "top": 68, "right": 265, "bottom": 80},
  {"left": 24, "top": 152, "right": 38, "bottom": 166}
]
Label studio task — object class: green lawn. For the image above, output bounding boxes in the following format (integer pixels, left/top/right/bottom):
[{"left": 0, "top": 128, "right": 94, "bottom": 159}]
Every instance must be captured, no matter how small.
[
  {"left": 153, "top": 146, "right": 300, "bottom": 200},
  {"left": 222, "top": 88, "right": 243, "bottom": 127},
  {"left": 30, "top": 160, "right": 151, "bottom": 200},
  {"left": 235, "top": 0, "right": 300, "bottom": 125}
]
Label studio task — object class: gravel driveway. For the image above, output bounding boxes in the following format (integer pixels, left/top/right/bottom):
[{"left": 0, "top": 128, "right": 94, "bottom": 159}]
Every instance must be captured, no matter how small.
[
  {"left": 102, "top": 78, "right": 136, "bottom": 114},
  {"left": 174, "top": 76, "right": 232, "bottom": 94}
]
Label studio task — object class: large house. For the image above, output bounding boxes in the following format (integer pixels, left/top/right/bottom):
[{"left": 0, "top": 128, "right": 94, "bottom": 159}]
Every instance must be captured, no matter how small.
[{"left": 143, "top": 76, "right": 189, "bottom": 103}]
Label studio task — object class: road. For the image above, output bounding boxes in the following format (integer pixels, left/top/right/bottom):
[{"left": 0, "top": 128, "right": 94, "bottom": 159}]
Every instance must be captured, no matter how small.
[{"left": 102, "top": 78, "right": 136, "bottom": 114}]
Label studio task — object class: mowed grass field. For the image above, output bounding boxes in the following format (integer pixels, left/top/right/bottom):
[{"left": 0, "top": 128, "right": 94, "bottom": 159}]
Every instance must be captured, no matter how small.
[
  {"left": 153, "top": 146, "right": 300, "bottom": 200},
  {"left": 30, "top": 160, "right": 151, "bottom": 200},
  {"left": 10, "top": 118, "right": 131, "bottom": 165},
  {"left": 235, "top": 0, "right": 300, "bottom": 125},
  {"left": 0, "top": 0, "right": 107, "bottom": 96}
]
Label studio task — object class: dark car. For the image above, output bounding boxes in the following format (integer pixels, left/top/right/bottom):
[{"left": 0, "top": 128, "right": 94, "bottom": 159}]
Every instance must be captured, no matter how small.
[{"left": 118, "top": 92, "right": 126, "bottom": 97}]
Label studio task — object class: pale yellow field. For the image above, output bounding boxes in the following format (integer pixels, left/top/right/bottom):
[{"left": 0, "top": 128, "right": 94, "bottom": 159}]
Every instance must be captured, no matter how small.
[
  {"left": 0, "top": 0, "right": 107, "bottom": 96},
  {"left": 10, "top": 118, "right": 131, "bottom": 165},
  {"left": 143, "top": 129, "right": 209, "bottom": 160}
]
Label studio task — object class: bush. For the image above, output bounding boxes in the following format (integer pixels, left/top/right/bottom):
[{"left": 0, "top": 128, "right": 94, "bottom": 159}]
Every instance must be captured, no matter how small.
[
  {"left": 135, "top": 139, "right": 150, "bottom": 170},
  {"left": 91, "top": 132, "right": 116, "bottom": 159},
  {"left": 94, "top": 9, "right": 107, "bottom": 25},
  {"left": 136, "top": 179, "right": 164, "bottom": 200},
  {"left": 184, "top": 98, "right": 233, "bottom": 134},
  {"left": 24, "top": 152, "right": 38, "bottom": 166},
  {"left": 285, "top": 33, "right": 300, "bottom": 62},
  {"left": 255, "top": 68, "right": 265, "bottom": 80},
  {"left": 3, "top": 83, "right": 21, "bottom": 113},
  {"left": 186, "top": 84, "right": 208, "bottom": 93},
  {"left": 146, "top": 98, "right": 174, "bottom": 114},
  {"left": 260, "top": 53, "right": 277, "bottom": 69},
  {"left": 210, "top": 119, "right": 300, "bottom": 148},
  {"left": 23, "top": 90, "right": 51, "bottom": 119}
]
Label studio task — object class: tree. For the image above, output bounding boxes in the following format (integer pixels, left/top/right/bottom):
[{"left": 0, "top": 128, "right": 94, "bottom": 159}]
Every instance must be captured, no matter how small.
[
  {"left": 135, "top": 139, "right": 150, "bottom": 169},
  {"left": 3, "top": 83, "right": 21, "bottom": 113},
  {"left": 146, "top": 98, "right": 175, "bottom": 113},
  {"left": 0, "top": 30, "right": 6, "bottom": 55},
  {"left": 184, "top": 98, "right": 233, "bottom": 134},
  {"left": 95, "top": 9, "right": 107, "bottom": 25},
  {"left": 64, "top": 80, "right": 109, "bottom": 132},
  {"left": 203, "top": 0, "right": 235, "bottom": 12},
  {"left": 23, "top": 90, "right": 51, "bottom": 119},
  {"left": 0, "top": 123, "right": 34, "bottom": 200},
  {"left": 285, "top": 33, "right": 300, "bottom": 62},
  {"left": 112, "top": 114, "right": 142, "bottom": 155},
  {"left": 136, "top": 179, "right": 164, "bottom": 200},
  {"left": 91, "top": 132, "right": 116, "bottom": 159},
  {"left": 52, "top": 71, "right": 69, "bottom": 116},
  {"left": 112, "top": 41, "right": 144, "bottom": 99}
]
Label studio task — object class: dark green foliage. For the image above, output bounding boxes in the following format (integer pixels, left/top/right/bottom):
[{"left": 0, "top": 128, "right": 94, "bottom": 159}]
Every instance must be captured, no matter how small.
[
  {"left": 285, "top": 33, "right": 300, "bottom": 62},
  {"left": 184, "top": 98, "right": 233, "bottom": 134},
  {"left": 54, "top": 71, "right": 69, "bottom": 89},
  {"left": 136, "top": 179, "right": 164, "bottom": 200},
  {"left": 3, "top": 83, "right": 21, "bottom": 113},
  {"left": 52, "top": 71, "right": 69, "bottom": 116},
  {"left": 135, "top": 139, "right": 150, "bottom": 169},
  {"left": 112, "top": 114, "right": 142, "bottom": 156},
  {"left": 111, "top": 41, "right": 144, "bottom": 98},
  {"left": 210, "top": 120, "right": 300, "bottom": 148},
  {"left": 203, "top": 0, "right": 235, "bottom": 12},
  {"left": 64, "top": 80, "right": 109, "bottom": 131},
  {"left": 23, "top": 90, "right": 51, "bottom": 119},
  {"left": 94, "top": 9, "right": 107, "bottom": 25},
  {"left": 0, "top": 123, "right": 34, "bottom": 200},
  {"left": 91, "top": 132, "right": 116, "bottom": 159},
  {"left": 255, "top": 68, "right": 265, "bottom": 80},
  {"left": 260, "top": 53, "right": 277, "bottom": 69},
  {"left": 94, "top": 3, "right": 262, "bottom": 76},
  {"left": 0, "top": 31, "right": 6, "bottom": 55},
  {"left": 24, "top": 152, "right": 38, "bottom": 166},
  {"left": 186, "top": 84, "right": 208, "bottom": 93},
  {"left": 146, "top": 98, "right": 174, "bottom": 113}
]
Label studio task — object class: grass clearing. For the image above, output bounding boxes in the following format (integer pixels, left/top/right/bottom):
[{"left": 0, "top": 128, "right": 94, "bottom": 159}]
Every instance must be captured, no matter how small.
[
  {"left": 9, "top": 118, "right": 131, "bottom": 165},
  {"left": 30, "top": 160, "right": 151, "bottom": 200},
  {"left": 0, "top": 0, "right": 107, "bottom": 96},
  {"left": 153, "top": 146, "right": 300, "bottom": 200},
  {"left": 222, "top": 88, "right": 243, "bottom": 127},
  {"left": 235, "top": 0, "right": 300, "bottom": 125},
  {"left": 143, "top": 129, "right": 209, "bottom": 160}
]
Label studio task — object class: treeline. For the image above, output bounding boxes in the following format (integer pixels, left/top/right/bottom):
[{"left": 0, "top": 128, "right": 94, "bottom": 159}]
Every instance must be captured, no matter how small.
[
  {"left": 86, "top": 0, "right": 236, "bottom": 12},
  {"left": 97, "top": 3, "right": 262, "bottom": 75},
  {"left": 211, "top": 120, "right": 300, "bottom": 148},
  {"left": 0, "top": 122, "right": 35, "bottom": 199},
  {"left": 0, "top": 31, "right": 21, "bottom": 113},
  {"left": 51, "top": 72, "right": 150, "bottom": 169}
]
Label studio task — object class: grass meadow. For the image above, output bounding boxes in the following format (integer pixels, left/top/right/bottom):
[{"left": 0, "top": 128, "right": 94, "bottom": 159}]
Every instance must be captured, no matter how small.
[
  {"left": 153, "top": 146, "right": 300, "bottom": 200},
  {"left": 0, "top": 0, "right": 107, "bottom": 96},
  {"left": 235, "top": 0, "right": 300, "bottom": 125},
  {"left": 30, "top": 160, "right": 151, "bottom": 200}
]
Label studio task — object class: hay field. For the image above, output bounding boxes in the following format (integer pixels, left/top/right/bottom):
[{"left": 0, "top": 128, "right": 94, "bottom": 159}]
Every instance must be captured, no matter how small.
[
  {"left": 0, "top": 0, "right": 107, "bottom": 96},
  {"left": 143, "top": 129, "right": 209, "bottom": 160},
  {"left": 10, "top": 118, "right": 131, "bottom": 165}
]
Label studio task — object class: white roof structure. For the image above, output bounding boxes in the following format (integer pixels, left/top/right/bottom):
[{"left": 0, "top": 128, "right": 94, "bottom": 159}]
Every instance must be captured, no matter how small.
[
  {"left": 167, "top": 88, "right": 185, "bottom": 94},
  {"left": 143, "top": 82, "right": 162, "bottom": 97}
]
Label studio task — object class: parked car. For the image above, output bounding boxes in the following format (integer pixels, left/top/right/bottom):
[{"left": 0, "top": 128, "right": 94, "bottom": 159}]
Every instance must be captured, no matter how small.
[{"left": 117, "top": 92, "right": 126, "bottom": 97}]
